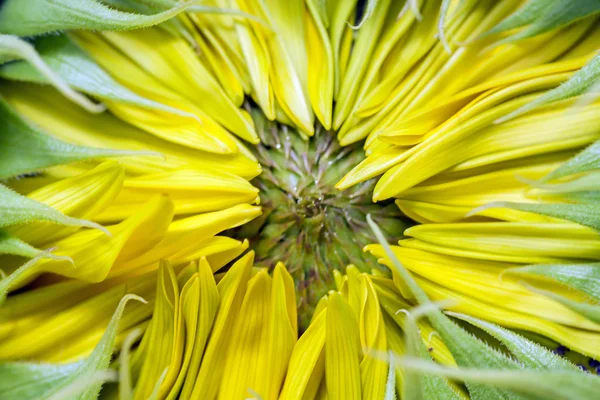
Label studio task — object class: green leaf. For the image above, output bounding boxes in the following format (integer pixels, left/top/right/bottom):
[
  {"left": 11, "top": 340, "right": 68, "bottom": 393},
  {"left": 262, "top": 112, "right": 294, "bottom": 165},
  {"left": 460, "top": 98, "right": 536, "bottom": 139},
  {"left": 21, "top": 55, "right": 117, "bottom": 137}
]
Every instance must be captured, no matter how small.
[
  {"left": 448, "top": 313, "right": 579, "bottom": 371},
  {"left": 0, "top": 294, "right": 146, "bottom": 400},
  {"left": 497, "top": 53, "right": 600, "bottom": 122},
  {"left": 485, "top": 0, "right": 600, "bottom": 41},
  {"left": 366, "top": 215, "right": 526, "bottom": 400},
  {"left": 0, "top": 184, "right": 106, "bottom": 232},
  {"left": 474, "top": 201, "right": 600, "bottom": 231},
  {"left": 390, "top": 356, "right": 600, "bottom": 400},
  {"left": 543, "top": 140, "right": 600, "bottom": 182},
  {"left": 0, "top": 34, "right": 103, "bottom": 113},
  {"left": 0, "top": 230, "right": 41, "bottom": 258},
  {"left": 0, "top": 35, "right": 194, "bottom": 118},
  {"left": 509, "top": 262, "right": 600, "bottom": 301},
  {"left": 0, "top": 97, "right": 148, "bottom": 179},
  {"left": 0, "top": 0, "right": 268, "bottom": 37}
]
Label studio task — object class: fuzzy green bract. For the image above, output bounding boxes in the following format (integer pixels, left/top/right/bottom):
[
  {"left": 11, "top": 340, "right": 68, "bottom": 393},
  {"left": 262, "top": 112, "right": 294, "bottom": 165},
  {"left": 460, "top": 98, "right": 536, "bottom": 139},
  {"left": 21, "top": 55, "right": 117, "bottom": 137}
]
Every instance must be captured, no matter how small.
[
  {"left": 0, "top": 294, "right": 145, "bottom": 400},
  {"left": 0, "top": 34, "right": 103, "bottom": 112},
  {"left": 448, "top": 313, "right": 579, "bottom": 371},
  {"left": 498, "top": 53, "right": 600, "bottom": 122},
  {"left": 485, "top": 0, "right": 600, "bottom": 42},
  {"left": 0, "top": 183, "right": 107, "bottom": 232},
  {"left": 543, "top": 139, "right": 600, "bottom": 182},
  {"left": 510, "top": 262, "right": 600, "bottom": 301},
  {"left": 0, "top": 0, "right": 197, "bottom": 36},
  {"left": 487, "top": 201, "right": 600, "bottom": 232},
  {"left": 0, "top": 230, "right": 41, "bottom": 258}
]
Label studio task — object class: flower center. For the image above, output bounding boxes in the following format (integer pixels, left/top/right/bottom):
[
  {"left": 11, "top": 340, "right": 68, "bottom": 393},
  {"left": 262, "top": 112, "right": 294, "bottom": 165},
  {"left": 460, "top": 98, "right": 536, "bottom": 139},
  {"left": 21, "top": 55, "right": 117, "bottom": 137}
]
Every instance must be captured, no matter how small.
[{"left": 236, "top": 109, "right": 409, "bottom": 328}]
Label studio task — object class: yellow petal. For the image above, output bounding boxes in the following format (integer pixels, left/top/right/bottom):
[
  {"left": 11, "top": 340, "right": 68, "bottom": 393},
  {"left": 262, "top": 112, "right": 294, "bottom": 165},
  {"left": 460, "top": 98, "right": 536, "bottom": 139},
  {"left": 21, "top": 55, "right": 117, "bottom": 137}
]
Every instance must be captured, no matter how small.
[
  {"left": 1, "top": 195, "right": 174, "bottom": 293},
  {"left": 358, "top": 276, "right": 388, "bottom": 400},
  {"left": 178, "top": 258, "right": 220, "bottom": 400},
  {"left": 280, "top": 305, "right": 327, "bottom": 400},
  {"left": 325, "top": 291, "right": 361, "bottom": 400},
  {"left": 189, "top": 252, "right": 254, "bottom": 399},
  {"left": 135, "top": 262, "right": 181, "bottom": 400},
  {"left": 2, "top": 81, "right": 261, "bottom": 178},
  {"left": 94, "top": 168, "right": 258, "bottom": 222},
  {"left": 305, "top": 0, "right": 334, "bottom": 129},
  {"left": 6, "top": 161, "right": 124, "bottom": 245}
]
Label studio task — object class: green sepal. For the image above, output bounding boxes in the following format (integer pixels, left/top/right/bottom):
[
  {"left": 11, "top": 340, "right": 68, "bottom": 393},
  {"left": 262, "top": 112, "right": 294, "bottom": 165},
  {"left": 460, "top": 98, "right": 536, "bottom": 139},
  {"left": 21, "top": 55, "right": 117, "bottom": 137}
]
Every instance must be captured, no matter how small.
[
  {"left": 542, "top": 139, "right": 600, "bottom": 182},
  {"left": 0, "top": 294, "right": 146, "bottom": 400},
  {"left": 485, "top": 0, "right": 600, "bottom": 42},
  {"left": 0, "top": 34, "right": 103, "bottom": 113},
  {"left": 0, "top": 0, "right": 267, "bottom": 37},
  {"left": 521, "top": 283, "right": 600, "bottom": 325},
  {"left": 448, "top": 313, "right": 579, "bottom": 371},
  {"left": 0, "top": 229, "right": 41, "bottom": 258},
  {"left": 498, "top": 54, "right": 600, "bottom": 123},
  {"left": 390, "top": 356, "right": 600, "bottom": 400},
  {"left": 509, "top": 262, "right": 600, "bottom": 301},
  {"left": 480, "top": 201, "right": 600, "bottom": 231},
  {"left": 0, "top": 184, "right": 107, "bottom": 233}
]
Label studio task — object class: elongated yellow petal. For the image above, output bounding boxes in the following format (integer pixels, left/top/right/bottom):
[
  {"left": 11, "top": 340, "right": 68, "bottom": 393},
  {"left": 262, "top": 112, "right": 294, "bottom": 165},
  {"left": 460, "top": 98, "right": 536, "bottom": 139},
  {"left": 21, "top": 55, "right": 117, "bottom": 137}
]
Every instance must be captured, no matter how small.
[
  {"left": 190, "top": 252, "right": 254, "bottom": 399},
  {"left": 358, "top": 276, "right": 388, "bottom": 400},
  {"left": 403, "top": 222, "right": 600, "bottom": 263},
  {"left": 0, "top": 195, "right": 173, "bottom": 293},
  {"left": 178, "top": 258, "right": 220, "bottom": 400},
  {"left": 0, "top": 271, "right": 155, "bottom": 360},
  {"left": 280, "top": 306, "right": 326, "bottom": 400},
  {"left": 94, "top": 168, "right": 258, "bottom": 222},
  {"left": 91, "top": 28, "right": 257, "bottom": 144},
  {"left": 305, "top": 0, "right": 334, "bottom": 129},
  {"left": 366, "top": 245, "right": 600, "bottom": 331},
  {"left": 6, "top": 162, "right": 124, "bottom": 245},
  {"left": 135, "top": 262, "right": 180, "bottom": 400},
  {"left": 2, "top": 81, "right": 261, "bottom": 178},
  {"left": 218, "top": 264, "right": 296, "bottom": 399},
  {"left": 325, "top": 291, "right": 361, "bottom": 400},
  {"left": 419, "top": 278, "right": 600, "bottom": 359},
  {"left": 111, "top": 204, "right": 260, "bottom": 278}
]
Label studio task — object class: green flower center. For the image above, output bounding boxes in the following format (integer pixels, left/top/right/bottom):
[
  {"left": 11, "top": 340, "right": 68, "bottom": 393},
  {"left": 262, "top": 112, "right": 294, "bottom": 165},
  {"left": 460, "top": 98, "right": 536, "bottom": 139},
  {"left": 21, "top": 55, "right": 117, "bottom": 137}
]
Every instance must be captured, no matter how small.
[{"left": 236, "top": 109, "right": 409, "bottom": 328}]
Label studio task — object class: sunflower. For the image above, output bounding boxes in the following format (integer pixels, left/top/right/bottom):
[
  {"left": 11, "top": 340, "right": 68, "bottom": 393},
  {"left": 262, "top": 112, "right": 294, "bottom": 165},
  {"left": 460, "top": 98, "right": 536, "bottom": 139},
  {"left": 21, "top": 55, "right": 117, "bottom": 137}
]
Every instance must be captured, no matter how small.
[{"left": 0, "top": 0, "right": 599, "bottom": 399}]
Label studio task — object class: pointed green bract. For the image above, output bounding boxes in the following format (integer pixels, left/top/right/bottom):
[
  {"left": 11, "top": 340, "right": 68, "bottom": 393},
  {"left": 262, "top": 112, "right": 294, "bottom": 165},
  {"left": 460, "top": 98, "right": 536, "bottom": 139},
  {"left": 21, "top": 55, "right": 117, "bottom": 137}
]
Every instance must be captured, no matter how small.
[
  {"left": 0, "top": 34, "right": 103, "bottom": 113},
  {"left": 403, "top": 304, "right": 462, "bottom": 400},
  {"left": 0, "top": 230, "right": 41, "bottom": 258},
  {"left": 480, "top": 201, "right": 600, "bottom": 231},
  {"left": 498, "top": 54, "right": 600, "bottom": 122},
  {"left": 366, "top": 215, "right": 526, "bottom": 400},
  {"left": 509, "top": 262, "right": 600, "bottom": 301},
  {"left": 448, "top": 313, "right": 579, "bottom": 371},
  {"left": 523, "top": 283, "right": 600, "bottom": 325},
  {"left": 390, "top": 356, "right": 600, "bottom": 400},
  {"left": 0, "top": 184, "right": 108, "bottom": 234},
  {"left": 0, "top": 294, "right": 146, "bottom": 400},
  {"left": 0, "top": 0, "right": 267, "bottom": 37},
  {"left": 0, "top": 35, "right": 194, "bottom": 117},
  {"left": 0, "top": 0, "right": 198, "bottom": 36},
  {"left": 485, "top": 0, "right": 600, "bottom": 41},
  {"left": 543, "top": 140, "right": 600, "bottom": 182},
  {"left": 0, "top": 97, "right": 150, "bottom": 180}
]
